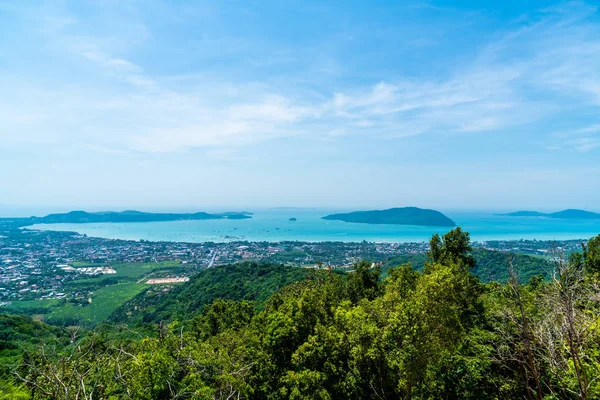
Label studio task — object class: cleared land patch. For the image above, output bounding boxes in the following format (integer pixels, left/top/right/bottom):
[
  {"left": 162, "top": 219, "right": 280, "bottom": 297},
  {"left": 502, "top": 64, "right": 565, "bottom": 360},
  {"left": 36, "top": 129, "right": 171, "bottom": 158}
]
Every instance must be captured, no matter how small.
[{"left": 147, "top": 277, "right": 190, "bottom": 284}]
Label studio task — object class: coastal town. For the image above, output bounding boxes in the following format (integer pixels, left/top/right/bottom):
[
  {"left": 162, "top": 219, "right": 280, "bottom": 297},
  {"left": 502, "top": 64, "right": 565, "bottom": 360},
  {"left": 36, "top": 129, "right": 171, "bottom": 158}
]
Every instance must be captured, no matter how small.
[{"left": 0, "top": 224, "right": 585, "bottom": 305}]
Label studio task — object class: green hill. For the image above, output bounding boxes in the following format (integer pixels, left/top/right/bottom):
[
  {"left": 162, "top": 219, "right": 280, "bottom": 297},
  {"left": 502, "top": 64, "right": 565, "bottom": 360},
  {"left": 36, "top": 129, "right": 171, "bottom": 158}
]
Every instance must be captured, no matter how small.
[
  {"left": 109, "top": 262, "right": 309, "bottom": 326},
  {"left": 113, "top": 248, "right": 550, "bottom": 330},
  {"left": 0, "top": 315, "right": 66, "bottom": 379},
  {"left": 322, "top": 207, "right": 456, "bottom": 226},
  {"left": 29, "top": 210, "right": 252, "bottom": 224},
  {"left": 384, "top": 248, "right": 550, "bottom": 282}
]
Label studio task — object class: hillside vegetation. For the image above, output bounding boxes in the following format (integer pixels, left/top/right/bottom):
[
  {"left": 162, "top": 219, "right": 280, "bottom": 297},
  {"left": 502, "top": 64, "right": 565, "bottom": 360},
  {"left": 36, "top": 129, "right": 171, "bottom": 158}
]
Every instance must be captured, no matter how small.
[
  {"left": 114, "top": 249, "right": 546, "bottom": 329},
  {"left": 109, "top": 262, "right": 309, "bottom": 326},
  {"left": 385, "top": 248, "right": 551, "bottom": 282},
  {"left": 2, "top": 228, "right": 599, "bottom": 399},
  {"left": 0, "top": 315, "right": 66, "bottom": 379}
]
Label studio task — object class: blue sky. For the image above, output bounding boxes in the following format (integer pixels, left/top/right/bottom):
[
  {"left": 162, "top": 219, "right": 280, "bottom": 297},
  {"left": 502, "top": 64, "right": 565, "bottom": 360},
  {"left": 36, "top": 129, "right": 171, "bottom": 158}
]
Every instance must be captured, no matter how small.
[{"left": 1, "top": 0, "right": 600, "bottom": 213}]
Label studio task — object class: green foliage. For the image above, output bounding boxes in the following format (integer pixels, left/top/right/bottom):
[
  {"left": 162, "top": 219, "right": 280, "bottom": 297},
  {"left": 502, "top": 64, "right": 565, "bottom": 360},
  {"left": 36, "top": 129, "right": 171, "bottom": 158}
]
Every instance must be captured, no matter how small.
[
  {"left": 192, "top": 299, "right": 255, "bottom": 340},
  {"left": 584, "top": 234, "right": 600, "bottom": 274},
  {"left": 110, "top": 262, "right": 309, "bottom": 326},
  {"left": 470, "top": 249, "right": 550, "bottom": 282},
  {"left": 386, "top": 247, "right": 550, "bottom": 283},
  {"left": 346, "top": 260, "right": 381, "bottom": 303},
  {"left": 0, "top": 379, "right": 30, "bottom": 399},
  {"left": 6, "top": 232, "right": 600, "bottom": 399},
  {"left": 0, "top": 315, "right": 66, "bottom": 379},
  {"left": 427, "top": 227, "right": 476, "bottom": 270}
]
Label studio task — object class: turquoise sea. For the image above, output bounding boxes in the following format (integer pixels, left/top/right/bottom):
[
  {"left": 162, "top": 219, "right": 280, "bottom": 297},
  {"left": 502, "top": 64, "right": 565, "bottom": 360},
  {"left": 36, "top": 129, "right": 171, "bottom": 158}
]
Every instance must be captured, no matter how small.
[{"left": 26, "top": 209, "right": 600, "bottom": 243}]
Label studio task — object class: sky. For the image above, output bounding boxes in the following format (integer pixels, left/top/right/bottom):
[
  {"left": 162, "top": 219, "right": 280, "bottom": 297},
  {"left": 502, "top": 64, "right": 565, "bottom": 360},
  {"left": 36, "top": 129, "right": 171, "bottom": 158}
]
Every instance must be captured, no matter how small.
[{"left": 1, "top": 0, "right": 600, "bottom": 214}]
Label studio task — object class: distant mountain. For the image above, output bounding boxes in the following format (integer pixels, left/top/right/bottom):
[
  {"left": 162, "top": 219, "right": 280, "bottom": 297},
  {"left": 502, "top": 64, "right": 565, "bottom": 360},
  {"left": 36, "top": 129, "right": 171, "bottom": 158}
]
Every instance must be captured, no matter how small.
[
  {"left": 270, "top": 207, "right": 317, "bottom": 210},
  {"left": 550, "top": 209, "right": 600, "bottom": 219},
  {"left": 27, "top": 210, "right": 252, "bottom": 224},
  {"left": 498, "top": 209, "right": 600, "bottom": 219},
  {"left": 322, "top": 207, "right": 456, "bottom": 227}
]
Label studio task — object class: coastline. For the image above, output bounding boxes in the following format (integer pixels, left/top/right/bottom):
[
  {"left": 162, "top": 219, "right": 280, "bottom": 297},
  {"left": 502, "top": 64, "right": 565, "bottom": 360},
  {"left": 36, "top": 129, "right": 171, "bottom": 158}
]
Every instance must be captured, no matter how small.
[{"left": 24, "top": 211, "right": 600, "bottom": 244}]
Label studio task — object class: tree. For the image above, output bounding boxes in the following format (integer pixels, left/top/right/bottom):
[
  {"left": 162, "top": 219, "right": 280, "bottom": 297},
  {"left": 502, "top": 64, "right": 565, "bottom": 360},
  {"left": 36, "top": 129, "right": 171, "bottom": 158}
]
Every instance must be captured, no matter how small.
[
  {"left": 583, "top": 234, "right": 600, "bottom": 275},
  {"left": 427, "top": 227, "right": 476, "bottom": 270},
  {"left": 0, "top": 380, "right": 30, "bottom": 400},
  {"left": 15, "top": 333, "right": 114, "bottom": 400},
  {"left": 192, "top": 299, "right": 255, "bottom": 340},
  {"left": 533, "top": 250, "right": 600, "bottom": 399},
  {"left": 346, "top": 260, "right": 381, "bottom": 303},
  {"left": 494, "top": 259, "right": 543, "bottom": 400}
]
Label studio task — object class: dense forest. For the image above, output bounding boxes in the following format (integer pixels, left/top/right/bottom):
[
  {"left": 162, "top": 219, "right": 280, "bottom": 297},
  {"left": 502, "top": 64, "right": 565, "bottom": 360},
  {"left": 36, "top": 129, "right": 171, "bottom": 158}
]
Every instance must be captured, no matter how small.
[
  {"left": 109, "top": 263, "right": 310, "bottom": 327},
  {"left": 1, "top": 228, "right": 600, "bottom": 399},
  {"left": 384, "top": 248, "right": 552, "bottom": 282}
]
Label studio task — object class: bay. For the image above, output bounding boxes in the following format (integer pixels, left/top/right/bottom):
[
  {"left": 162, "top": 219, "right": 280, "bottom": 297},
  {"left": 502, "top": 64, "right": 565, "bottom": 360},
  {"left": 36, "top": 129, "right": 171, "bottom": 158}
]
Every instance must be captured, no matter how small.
[{"left": 27, "top": 209, "right": 600, "bottom": 243}]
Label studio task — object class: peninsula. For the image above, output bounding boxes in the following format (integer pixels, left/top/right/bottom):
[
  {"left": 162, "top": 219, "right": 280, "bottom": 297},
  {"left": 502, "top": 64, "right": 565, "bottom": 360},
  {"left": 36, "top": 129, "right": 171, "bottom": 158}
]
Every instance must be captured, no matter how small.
[
  {"left": 497, "top": 209, "right": 600, "bottom": 219},
  {"left": 322, "top": 207, "right": 456, "bottom": 227},
  {"left": 23, "top": 210, "right": 253, "bottom": 224}
]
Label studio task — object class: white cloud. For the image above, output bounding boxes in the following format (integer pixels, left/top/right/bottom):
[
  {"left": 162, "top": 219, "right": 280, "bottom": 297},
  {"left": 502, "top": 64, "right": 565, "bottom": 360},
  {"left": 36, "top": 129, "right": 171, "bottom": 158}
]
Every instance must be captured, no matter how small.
[{"left": 2, "top": 0, "right": 600, "bottom": 155}]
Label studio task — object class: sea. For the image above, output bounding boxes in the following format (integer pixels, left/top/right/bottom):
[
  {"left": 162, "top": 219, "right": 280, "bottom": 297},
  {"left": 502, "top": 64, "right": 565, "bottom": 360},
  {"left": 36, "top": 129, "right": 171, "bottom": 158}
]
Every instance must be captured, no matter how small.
[{"left": 26, "top": 209, "right": 600, "bottom": 243}]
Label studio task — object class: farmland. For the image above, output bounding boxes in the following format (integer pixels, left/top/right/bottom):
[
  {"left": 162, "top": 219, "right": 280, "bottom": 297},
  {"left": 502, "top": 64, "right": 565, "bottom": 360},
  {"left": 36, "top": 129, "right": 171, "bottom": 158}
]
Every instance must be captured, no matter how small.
[{"left": 2, "top": 261, "right": 185, "bottom": 325}]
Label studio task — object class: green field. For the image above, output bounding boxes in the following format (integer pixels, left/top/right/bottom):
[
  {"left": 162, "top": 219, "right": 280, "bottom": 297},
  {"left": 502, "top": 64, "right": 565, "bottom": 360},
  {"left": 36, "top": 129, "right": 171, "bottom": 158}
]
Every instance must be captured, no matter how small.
[
  {"left": 45, "top": 282, "right": 147, "bottom": 325},
  {"left": 70, "top": 261, "right": 100, "bottom": 267},
  {"left": 2, "top": 283, "right": 147, "bottom": 325},
  {"left": 3, "top": 261, "right": 185, "bottom": 325},
  {"left": 108, "top": 260, "right": 182, "bottom": 279}
]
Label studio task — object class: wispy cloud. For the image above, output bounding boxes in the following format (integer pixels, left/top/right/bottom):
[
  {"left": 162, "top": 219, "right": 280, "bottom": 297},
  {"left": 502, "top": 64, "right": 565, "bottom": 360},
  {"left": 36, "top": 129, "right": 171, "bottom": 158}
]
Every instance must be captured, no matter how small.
[
  {"left": 79, "top": 50, "right": 157, "bottom": 88},
  {"left": 1, "top": 0, "right": 600, "bottom": 155},
  {"left": 567, "top": 137, "right": 600, "bottom": 152},
  {"left": 553, "top": 124, "right": 600, "bottom": 152}
]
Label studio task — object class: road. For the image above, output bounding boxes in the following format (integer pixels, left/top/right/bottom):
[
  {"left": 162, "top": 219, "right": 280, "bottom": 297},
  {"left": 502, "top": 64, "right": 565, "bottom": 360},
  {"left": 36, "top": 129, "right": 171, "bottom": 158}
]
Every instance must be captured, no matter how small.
[{"left": 208, "top": 250, "right": 218, "bottom": 268}]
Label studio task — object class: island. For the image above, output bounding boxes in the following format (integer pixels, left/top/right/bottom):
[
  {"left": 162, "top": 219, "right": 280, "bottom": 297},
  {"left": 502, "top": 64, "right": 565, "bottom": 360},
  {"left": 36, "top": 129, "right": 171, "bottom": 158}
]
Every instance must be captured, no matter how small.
[
  {"left": 21, "top": 210, "right": 253, "bottom": 225},
  {"left": 497, "top": 209, "right": 600, "bottom": 219},
  {"left": 322, "top": 207, "right": 456, "bottom": 227},
  {"left": 289, "top": 217, "right": 297, "bottom": 222}
]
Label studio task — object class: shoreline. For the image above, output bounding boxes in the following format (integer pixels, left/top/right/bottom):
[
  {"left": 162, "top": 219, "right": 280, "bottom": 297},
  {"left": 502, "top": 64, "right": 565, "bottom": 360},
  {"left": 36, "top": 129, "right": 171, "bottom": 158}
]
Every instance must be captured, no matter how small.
[{"left": 22, "top": 224, "right": 594, "bottom": 246}]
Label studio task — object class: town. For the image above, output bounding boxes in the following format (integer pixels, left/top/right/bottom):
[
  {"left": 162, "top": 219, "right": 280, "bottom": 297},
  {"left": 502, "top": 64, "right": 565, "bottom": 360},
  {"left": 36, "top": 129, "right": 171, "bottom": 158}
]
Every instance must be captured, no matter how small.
[{"left": 0, "top": 223, "right": 586, "bottom": 305}]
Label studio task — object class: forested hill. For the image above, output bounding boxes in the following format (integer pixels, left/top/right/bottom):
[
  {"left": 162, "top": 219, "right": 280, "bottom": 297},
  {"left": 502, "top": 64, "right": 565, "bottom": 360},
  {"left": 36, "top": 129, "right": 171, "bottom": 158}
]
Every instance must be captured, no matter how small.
[
  {"left": 109, "top": 262, "right": 309, "bottom": 326},
  {"left": 322, "top": 207, "right": 456, "bottom": 226},
  {"left": 385, "top": 248, "right": 551, "bottom": 283},
  {"left": 111, "top": 248, "right": 549, "bottom": 328},
  {"left": 111, "top": 248, "right": 549, "bottom": 327},
  {"left": 27, "top": 210, "right": 252, "bottom": 224},
  {"left": 0, "top": 315, "right": 67, "bottom": 379}
]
